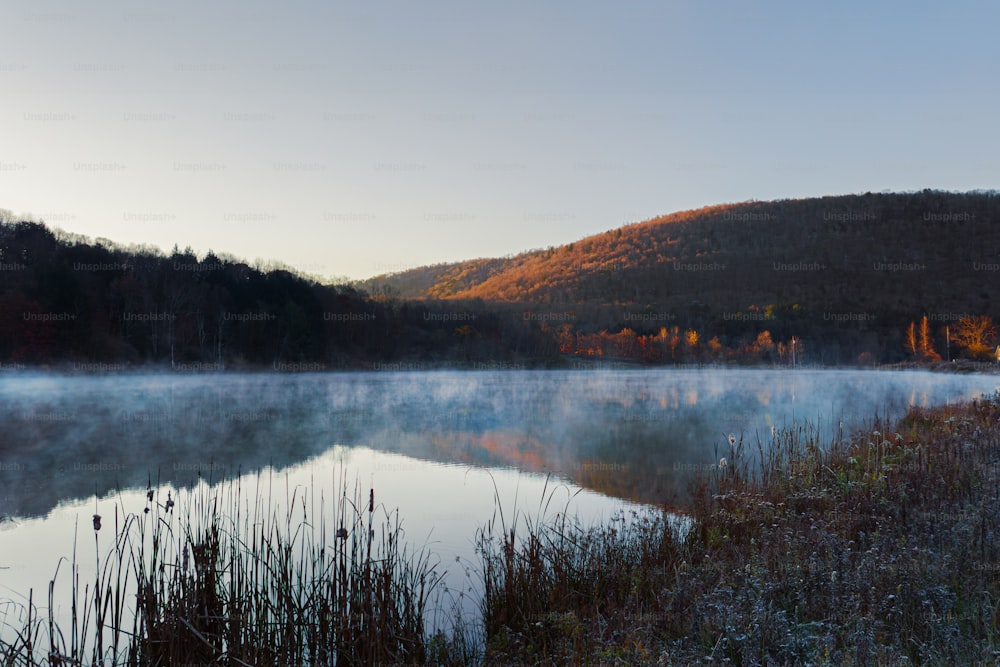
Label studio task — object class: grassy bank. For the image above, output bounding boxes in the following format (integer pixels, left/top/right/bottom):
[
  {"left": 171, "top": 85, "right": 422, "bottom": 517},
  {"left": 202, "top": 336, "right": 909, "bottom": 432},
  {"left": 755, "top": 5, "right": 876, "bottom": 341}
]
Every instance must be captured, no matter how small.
[
  {"left": 478, "top": 392, "right": 1000, "bottom": 665},
  {"left": 3, "top": 392, "right": 1000, "bottom": 665}
]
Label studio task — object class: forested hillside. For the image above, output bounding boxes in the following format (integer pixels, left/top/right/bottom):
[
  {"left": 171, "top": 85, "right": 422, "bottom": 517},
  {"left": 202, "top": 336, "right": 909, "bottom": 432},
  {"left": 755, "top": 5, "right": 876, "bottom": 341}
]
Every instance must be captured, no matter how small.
[
  {"left": 1, "top": 190, "right": 997, "bottom": 369},
  {"left": 0, "top": 218, "right": 552, "bottom": 368},
  {"left": 362, "top": 190, "right": 1000, "bottom": 365},
  {"left": 366, "top": 191, "right": 999, "bottom": 305}
]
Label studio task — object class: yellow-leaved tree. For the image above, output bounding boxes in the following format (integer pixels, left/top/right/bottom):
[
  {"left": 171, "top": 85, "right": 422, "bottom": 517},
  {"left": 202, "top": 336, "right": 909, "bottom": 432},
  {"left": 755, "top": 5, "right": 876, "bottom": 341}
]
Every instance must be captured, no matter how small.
[{"left": 953, "top": 316, "right": 997, "bottom": 359}]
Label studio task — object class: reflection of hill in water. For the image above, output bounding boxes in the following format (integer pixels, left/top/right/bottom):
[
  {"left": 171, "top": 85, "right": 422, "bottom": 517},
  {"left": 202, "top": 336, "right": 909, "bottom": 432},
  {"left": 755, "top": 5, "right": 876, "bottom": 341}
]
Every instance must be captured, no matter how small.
[{"left": 1, "top": 370, "right": 996, "bottom": 519}]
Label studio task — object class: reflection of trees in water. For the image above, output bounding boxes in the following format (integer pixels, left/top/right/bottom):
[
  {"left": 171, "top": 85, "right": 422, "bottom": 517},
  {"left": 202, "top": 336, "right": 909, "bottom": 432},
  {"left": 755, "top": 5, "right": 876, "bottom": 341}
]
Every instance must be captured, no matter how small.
[{"left": 1, "top": 371, "right": 996, "bottom": 520}]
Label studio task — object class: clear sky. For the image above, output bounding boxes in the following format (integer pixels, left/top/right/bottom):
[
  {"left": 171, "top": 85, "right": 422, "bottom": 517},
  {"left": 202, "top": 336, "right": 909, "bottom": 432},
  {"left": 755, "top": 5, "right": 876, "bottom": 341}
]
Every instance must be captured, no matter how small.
[{"left": 2, "top": 1, "right": 998, "bottom": 280}]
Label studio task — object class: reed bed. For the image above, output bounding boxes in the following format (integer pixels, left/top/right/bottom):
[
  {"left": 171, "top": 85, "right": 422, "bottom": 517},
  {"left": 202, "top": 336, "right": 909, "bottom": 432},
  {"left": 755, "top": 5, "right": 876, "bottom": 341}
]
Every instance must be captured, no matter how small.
[{"left": 1, "top": 468, "right": 454, "bottom": 666}]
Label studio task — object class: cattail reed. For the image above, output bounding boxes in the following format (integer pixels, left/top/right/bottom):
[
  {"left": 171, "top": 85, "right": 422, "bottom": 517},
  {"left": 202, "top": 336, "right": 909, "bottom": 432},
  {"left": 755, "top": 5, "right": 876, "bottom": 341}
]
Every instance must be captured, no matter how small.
[{"left": 2, "top": 470, "right": 450, "bottom": 666}]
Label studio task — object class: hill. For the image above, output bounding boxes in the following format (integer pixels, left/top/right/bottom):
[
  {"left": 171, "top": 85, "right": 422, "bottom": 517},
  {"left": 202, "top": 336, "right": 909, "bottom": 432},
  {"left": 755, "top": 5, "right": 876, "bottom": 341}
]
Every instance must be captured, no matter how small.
[
  {"left": 0, "top": 219, "right": 551, "bottom": 368},
  {"left": 359, "top": 190, "right": 1000, "bottom": 364},
  {"left": 363, "top": 190, "right": 1000, "bottom": 306}
]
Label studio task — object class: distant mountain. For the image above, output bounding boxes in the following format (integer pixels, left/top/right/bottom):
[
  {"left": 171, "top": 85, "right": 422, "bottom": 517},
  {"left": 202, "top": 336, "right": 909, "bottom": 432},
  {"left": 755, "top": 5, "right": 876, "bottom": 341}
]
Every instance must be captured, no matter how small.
[{"left": 361, "top": 191, "right": 1000, "bottom": 315}]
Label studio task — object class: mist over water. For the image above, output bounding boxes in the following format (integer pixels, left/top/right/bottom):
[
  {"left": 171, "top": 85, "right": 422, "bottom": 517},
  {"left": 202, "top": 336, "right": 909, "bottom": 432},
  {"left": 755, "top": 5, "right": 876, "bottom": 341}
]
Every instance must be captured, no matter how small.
[
  {"left": 0, "top": 368, "right": 998, "bottom": 648},
  {"left": 0, "top": 368, "right": 997, "bottom": 519}
]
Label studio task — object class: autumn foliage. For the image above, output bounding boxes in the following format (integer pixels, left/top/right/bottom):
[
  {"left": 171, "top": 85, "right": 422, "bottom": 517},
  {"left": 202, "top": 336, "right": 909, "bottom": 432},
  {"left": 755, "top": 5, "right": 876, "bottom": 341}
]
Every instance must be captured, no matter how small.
[{"left": 952, "top": 315, "right": 998, "bottom": 359}]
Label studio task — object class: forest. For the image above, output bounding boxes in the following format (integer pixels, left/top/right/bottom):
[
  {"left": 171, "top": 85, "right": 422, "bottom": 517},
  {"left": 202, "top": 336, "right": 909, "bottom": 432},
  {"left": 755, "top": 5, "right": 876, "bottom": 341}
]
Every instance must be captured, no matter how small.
[
  {"left": 1, "top": 189, "right": 998, "bottom": 370},
  {"left": 0, "top": 215, "right": 554, "bottom": 368}
]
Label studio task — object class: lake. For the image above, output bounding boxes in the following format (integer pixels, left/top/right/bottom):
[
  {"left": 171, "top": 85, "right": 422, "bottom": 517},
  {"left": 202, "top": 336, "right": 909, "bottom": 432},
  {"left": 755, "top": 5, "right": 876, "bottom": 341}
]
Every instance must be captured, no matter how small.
[{"left": 1, "top": 368, "right": 998, "bottom": 644}]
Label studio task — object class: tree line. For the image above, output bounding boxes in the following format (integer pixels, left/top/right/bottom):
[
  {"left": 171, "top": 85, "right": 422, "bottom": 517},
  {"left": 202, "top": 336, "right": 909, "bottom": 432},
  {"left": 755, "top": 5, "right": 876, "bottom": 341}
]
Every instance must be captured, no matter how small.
[
  {"left": 1, "top": 192, "right": 998, "bottom": 370},
  {"left": 0, "top": 218, "right": 560, "bottom": 368}
]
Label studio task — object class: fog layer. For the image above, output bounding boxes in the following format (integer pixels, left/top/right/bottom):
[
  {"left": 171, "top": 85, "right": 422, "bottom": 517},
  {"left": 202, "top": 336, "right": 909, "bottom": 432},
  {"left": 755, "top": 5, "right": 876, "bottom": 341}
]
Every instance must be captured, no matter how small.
[{"left": 0, "top": 369, "right": 996, "bottom": 518}]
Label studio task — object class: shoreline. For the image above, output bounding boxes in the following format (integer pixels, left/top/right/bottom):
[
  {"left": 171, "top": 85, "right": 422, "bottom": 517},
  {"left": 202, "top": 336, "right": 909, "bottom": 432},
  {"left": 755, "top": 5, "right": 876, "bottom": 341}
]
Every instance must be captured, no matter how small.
[{"left": 0, "top": 358, "right": 998, "bottom": 376}]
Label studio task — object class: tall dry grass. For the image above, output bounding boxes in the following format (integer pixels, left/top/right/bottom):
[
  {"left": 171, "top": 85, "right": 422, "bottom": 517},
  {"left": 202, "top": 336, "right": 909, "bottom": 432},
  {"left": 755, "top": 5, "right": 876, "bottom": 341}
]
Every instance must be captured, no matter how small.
[
  {"left": 2, "top": 468, "right": 456, "bottom": 666},
  {"left": 478, "top": 392, "right": 1000, "bottom": 665}
]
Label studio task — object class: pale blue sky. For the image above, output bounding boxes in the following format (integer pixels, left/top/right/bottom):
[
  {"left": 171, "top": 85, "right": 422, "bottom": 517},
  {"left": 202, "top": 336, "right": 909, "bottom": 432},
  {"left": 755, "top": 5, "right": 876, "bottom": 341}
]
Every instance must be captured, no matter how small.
[{"left": 2, "top": 1, "right": 997, "bottom": 279}]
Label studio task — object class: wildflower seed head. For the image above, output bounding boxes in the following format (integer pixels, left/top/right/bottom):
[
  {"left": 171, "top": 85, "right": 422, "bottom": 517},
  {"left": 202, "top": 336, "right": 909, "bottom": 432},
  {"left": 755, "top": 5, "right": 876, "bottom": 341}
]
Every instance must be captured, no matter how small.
[{"left": 719, "top": 457, "right": 727, "bottom": 468}]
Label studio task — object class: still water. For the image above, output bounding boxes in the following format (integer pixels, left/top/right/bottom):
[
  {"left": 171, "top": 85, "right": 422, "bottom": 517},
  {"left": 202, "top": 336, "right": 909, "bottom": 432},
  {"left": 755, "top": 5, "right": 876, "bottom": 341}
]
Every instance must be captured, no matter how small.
[{"left": 0, "top": 368, "right": 998, "bottom": 642}]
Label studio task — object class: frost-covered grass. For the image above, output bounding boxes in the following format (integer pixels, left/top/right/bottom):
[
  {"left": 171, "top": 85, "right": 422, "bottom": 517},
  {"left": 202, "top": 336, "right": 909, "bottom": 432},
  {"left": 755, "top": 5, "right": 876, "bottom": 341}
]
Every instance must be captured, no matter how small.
[{"left": 478, "top": 392, "right": 1000, "bottom": 666}]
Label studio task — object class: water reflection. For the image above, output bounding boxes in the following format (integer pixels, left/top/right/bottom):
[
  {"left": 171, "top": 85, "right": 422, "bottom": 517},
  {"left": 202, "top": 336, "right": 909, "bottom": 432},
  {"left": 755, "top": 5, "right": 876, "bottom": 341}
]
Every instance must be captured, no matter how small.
[
  {"left": 0, "top": 369, "right": 997, "bottom": 520},
  {"left": 0, "top": 445, "right": 645, "bottom": 651}
]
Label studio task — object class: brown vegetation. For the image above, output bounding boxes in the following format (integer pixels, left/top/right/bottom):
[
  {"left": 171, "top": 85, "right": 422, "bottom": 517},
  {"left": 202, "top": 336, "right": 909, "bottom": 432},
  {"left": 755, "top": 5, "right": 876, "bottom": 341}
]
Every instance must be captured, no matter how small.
[{"left": 477, "top": 392, "right": 1000, "bottom": 665}]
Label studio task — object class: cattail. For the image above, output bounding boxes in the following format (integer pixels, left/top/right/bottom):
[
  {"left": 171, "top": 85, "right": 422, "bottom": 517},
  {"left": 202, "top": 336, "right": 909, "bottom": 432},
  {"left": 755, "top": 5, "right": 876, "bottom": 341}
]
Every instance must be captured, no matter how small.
[
  {"left": 92, "top": 514, "right": 102, "bottom": 531},
  {"left": 719, "top": 457, "right": 727, "bottom": 468},
  {"left": 336, "top": 527, "right": 348, "bottom": 540},
  {"left": 728, "top": 433, "right": 736, "bottom": 447},
  {"left": 165, "top": 491, "right": 175, "bottom": 513}
]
